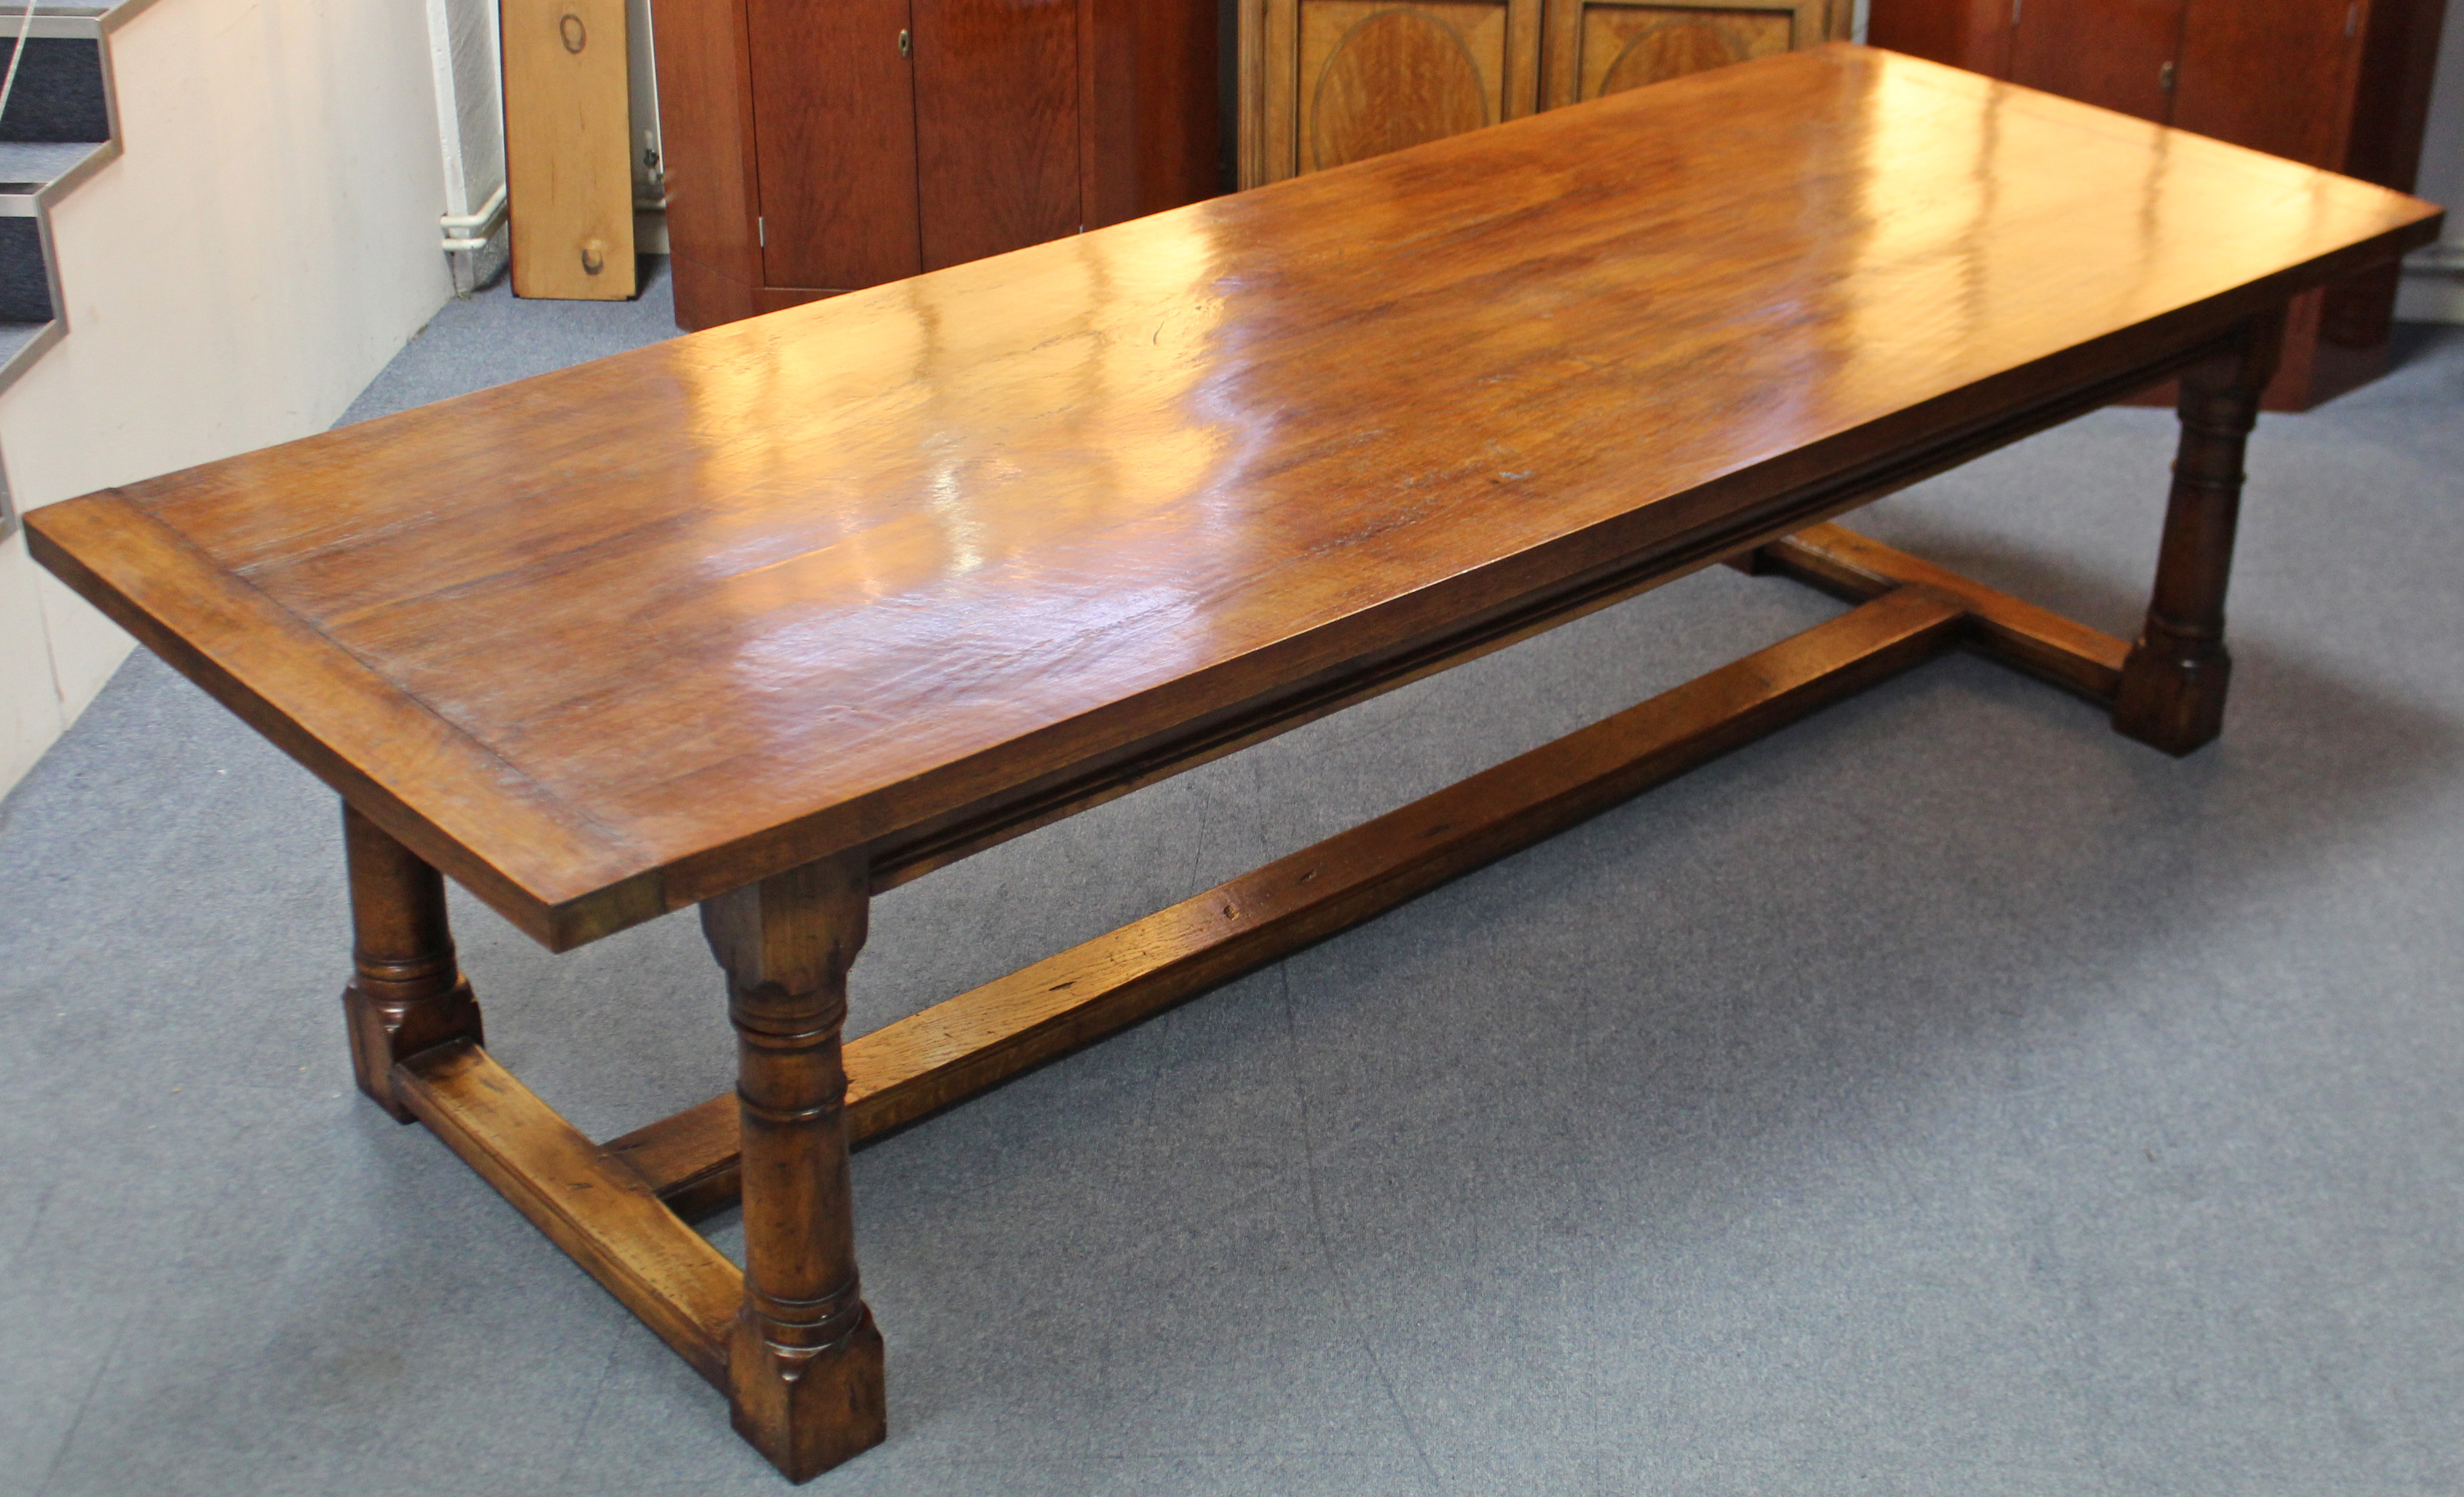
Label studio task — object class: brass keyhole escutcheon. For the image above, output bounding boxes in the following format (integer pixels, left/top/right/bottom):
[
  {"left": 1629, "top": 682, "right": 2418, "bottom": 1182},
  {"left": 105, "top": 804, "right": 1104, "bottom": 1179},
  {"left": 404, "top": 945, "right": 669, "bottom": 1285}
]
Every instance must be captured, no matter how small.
[
  {"left": 581, "top": 238, "right": 607, "bottom": 275},
  {"left": 560, "top": 13, "right": 586, "bottom": 52}
]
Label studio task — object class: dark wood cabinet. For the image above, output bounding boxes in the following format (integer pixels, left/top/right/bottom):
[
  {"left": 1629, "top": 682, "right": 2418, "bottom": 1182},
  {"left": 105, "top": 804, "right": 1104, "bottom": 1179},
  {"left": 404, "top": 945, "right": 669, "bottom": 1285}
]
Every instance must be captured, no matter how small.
[
  {"left": 741, "top": 0, "right": 922, "bottom": 292},
  {"left": 653, "top": 0, "right": 1219, "bottom": 330},
  {"left": 2170, "top": 0, "right": 2371, "bottom": 169},
  {"left": 2004, "top": 0, "right": 2182, "bottom": 122},
  {"left": 913, "top": 0, "right": 1084, "bottom": 271},
  {"left": 1868, "top": 0, "right": 2446, "bottom": 409}
]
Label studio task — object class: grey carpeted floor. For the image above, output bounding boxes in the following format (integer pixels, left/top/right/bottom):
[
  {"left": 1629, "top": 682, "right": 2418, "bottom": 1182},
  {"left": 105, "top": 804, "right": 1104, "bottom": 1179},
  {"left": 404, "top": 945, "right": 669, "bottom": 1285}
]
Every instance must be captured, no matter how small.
[{"left": 4, "top": 260, "right": 2461, "bottom": 1495}]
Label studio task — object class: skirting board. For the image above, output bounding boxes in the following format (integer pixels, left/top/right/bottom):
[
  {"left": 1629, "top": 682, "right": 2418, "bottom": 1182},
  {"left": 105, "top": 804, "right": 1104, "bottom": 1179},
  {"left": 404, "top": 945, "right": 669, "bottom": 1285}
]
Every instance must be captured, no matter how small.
[{"left": 2397, "top": 243, "right": 2464, "bottom": 325}]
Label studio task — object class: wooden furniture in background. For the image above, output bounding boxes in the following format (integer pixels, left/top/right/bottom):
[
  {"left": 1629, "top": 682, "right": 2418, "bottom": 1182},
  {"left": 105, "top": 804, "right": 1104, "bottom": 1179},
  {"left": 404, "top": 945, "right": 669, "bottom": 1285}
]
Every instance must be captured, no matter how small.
[
  {"left": 26, "top": 49, "right": 2438, "bottom": 1483},
  {"left": 1866, "top": 0, "right": 2450, "bottom": 410},
  {"left": 1244, "top": 0, "right": 1543, "bottom": 188},
  {"left": 501, "top": 0, "right": 638, "bottom": 299},
  {"left": 1239, "top": 0, "right": 1850, "bottom": 186},
  {"left": 1542, "top": 0, "right": 1836, "bottom": 109},
  {"left": 650, "top": 0, "right": 1218, "bottom": 331}
]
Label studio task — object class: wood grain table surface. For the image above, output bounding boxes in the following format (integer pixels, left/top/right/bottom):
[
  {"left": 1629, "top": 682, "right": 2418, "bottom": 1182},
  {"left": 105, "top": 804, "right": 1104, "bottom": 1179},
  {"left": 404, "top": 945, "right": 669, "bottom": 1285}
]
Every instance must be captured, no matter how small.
[{"left": 26, "top": 45, "right": 2439, "bottom": 951}]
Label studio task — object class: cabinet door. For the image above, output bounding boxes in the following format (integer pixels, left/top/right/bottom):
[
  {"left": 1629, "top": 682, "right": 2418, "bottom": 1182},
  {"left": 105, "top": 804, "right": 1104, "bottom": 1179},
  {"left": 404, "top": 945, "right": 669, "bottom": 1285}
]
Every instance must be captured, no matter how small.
[
  {"left": 1865, "top": 0, "right": 2014, "bottom": 77},
  {"left": 746, "top": 0, "right": 922, "bottom": 290},
  {"left": 2171, "top": 0, "right": 2368, "bottom": 168},
  {"left": 914, "top": 0, "right": 1084, "bottom": 271},
  {"left": 2008, "top": 0, "right": 2187, "bottom": 124},
  {"left": 1250, "top": 0, "right": 1545, "bottom": 185},
  {"left": 1538, "top": 0, "right": 1829, "bottom": 109},
  {"left": 1083, "top": 0, "right": 1223, "bottom": 228}
]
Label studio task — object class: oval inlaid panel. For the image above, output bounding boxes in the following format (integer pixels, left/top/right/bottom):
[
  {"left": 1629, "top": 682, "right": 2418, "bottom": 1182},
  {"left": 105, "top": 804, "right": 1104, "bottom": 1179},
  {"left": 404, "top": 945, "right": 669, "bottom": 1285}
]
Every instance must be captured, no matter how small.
[
  {"left": 1310, "top": 10, "right": 1491, "bottom": 172},
  {"left": 1601, "top": 20, "right": 1749, "bottom": 95}
]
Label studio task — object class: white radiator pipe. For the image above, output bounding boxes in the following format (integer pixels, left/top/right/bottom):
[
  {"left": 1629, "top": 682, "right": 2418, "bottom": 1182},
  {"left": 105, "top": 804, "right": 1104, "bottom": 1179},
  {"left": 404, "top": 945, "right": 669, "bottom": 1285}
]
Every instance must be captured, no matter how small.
[{"left": 439, "top": 183, "right": 507, "bottom": 252}]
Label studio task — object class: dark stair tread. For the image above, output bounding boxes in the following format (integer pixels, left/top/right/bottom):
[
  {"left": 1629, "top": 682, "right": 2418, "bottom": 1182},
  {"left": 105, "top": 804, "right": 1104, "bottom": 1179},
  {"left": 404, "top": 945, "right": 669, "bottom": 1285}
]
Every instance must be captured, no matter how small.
[{"left": 0, "top": 34, "right": 110, "bottom": 144}]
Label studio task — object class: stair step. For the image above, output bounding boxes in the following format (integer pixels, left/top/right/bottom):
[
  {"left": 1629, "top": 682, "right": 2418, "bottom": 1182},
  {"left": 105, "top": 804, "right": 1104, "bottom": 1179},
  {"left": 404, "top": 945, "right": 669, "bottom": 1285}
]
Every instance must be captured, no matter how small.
[
  {"left": 0, "top": 141, "right": 109, "bottom": 323},
  {"left": 0, "top": 4, "right": 103, "bottom": 405},
  {"left": 0, "top": 138, "right": 105, "bottom": 194},
  {"left": 1, "top": 30, "right": 109, "bottom": 144},
  {"left": 0, "top": 219, "right": 48, "bottom": 320},
  {"left": 0, "top": 317, "right": 53, "bottom": 385}
]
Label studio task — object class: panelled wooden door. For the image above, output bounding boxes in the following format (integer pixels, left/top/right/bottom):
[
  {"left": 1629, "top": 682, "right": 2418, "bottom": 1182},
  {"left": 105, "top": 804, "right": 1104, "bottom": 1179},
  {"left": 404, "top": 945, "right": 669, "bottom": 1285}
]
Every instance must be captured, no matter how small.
[
  {"left": 1877, "top": 0, "right": 2377, "bottom": 147},
  {"left": 2170, "top": 0, "right": 2371, "bottom": 168},
  {"left": 657, "top": 0, "right": 1215, "bottom": 326},
  {"left": 1540, "top": 0, "right": 1830, "bottom": 108},
  {"left": 914, "top": 0, "right": 1084, "bottom": 271},
  {"left": 1254, "top": 0, "right": 1544, "bottom": 184},
  {"left": 747, "top": 0, "right": 923, "bottom": 290},
  {"left": 1863, "top": 0, "right": 2012, "bottom": 77},
  {"left": 2004, "top": 0, "right": 2186, "bottom": 122}
]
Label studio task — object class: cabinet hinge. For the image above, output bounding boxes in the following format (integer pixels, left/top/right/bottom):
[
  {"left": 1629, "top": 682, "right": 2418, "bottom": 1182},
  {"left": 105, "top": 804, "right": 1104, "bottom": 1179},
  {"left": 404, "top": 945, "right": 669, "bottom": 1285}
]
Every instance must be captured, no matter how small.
[
  {"left": 2158, "top": 60, "right": 2176, "bottom": 92},
  {"left": 898, "top": 27, "right": 911, "bottom": 57},
  {"left": 757, "top": 216, "right": 766, "bottom": 248}
]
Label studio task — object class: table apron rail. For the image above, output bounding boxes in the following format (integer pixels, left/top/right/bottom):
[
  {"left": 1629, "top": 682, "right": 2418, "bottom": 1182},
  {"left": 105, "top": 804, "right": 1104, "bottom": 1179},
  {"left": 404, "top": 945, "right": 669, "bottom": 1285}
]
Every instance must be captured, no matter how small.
[
  {"left": 606, "top": 528, "right": 2133, "bottom": 1218},
  {"left": 863, "top": 323, "right": 2233, "bottom": 899}
]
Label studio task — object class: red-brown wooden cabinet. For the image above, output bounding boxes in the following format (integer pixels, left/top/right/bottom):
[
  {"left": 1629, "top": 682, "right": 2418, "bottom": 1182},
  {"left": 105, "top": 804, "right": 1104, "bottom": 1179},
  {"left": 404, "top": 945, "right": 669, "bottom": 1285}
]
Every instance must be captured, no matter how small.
[
  {"left": 651, "top": 0, "right": 1220, "bottom": 331},
  {"left": 1867, "top": 0, "right": 2447, "bottom": 409}
]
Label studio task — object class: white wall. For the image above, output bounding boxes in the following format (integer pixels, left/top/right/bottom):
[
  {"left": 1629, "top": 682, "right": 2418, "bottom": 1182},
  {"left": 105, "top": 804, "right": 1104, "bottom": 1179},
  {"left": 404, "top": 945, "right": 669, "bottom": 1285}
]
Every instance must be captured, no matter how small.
[
  {"left": 2398, "top": 0, "right": 2464, "bottom": 322},
  {"left": 0, "top": 0, "right": 456, "bottom": 796}
]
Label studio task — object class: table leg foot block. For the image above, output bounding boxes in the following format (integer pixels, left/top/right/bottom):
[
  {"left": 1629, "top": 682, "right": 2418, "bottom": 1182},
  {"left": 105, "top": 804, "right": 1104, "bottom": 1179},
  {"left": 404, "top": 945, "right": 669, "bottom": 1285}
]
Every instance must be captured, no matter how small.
[
  {"left": 2112, "top": 638, "right": 2230, "bottom": 756},
  {"left": 731, "top": 1311, "right": 888, "bottom": 1483}
]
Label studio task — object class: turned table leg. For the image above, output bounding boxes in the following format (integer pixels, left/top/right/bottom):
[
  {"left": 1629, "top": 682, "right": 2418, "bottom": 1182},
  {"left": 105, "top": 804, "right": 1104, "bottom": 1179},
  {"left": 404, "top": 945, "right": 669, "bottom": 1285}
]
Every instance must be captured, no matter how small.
[
  {"left": 2112, "top": 311, "right": 2285, "bottom": 756},
  {"left": 702, "top": 851, "right": 886, "bottom": 1482},
  {"left": 341, "top": 803, "right": 484, "bottom": 1122}
]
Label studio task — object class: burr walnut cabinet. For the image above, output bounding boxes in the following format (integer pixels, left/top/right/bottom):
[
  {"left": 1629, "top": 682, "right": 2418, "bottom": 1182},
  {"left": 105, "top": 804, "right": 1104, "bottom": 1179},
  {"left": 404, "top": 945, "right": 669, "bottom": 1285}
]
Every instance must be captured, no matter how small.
[{"left": 1238, "top": 0, "right": 1852, "bottom": 187}]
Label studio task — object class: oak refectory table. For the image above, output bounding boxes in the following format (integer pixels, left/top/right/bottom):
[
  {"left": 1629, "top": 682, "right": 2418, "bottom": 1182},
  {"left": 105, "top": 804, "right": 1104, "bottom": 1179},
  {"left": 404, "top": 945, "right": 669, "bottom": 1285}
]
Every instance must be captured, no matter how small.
[{"left": 26, "top": 46, "right": 2442, "bottom": 1483}]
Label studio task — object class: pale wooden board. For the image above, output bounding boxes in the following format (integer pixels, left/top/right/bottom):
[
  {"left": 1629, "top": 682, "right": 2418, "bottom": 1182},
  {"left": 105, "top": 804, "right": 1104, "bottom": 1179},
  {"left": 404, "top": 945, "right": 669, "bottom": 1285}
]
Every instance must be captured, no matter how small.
[{"left": 503, "top": 0, "right": 638, "bottom": 299}]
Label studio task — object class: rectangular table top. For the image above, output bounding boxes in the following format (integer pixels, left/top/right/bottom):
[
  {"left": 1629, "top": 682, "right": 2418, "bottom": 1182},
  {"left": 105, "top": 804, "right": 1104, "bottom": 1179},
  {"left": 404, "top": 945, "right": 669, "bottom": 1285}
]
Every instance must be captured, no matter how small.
[{"left": 28, "top": 45, "right": 2439, "bottom": 949}]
